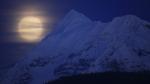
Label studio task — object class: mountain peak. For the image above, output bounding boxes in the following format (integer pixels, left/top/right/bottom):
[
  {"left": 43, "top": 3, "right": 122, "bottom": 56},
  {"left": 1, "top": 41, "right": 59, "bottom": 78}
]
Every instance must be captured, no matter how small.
[
  {"left": 111, "top": 15, "right": 143, "bottom": 25},
  {"left": 51, "top": 10, "right": 92, "bottom": 35},
  {"left": 66, "top": 10, "right": 81, "bottom": 17},
  {"left": 65, "top": 10, "right": 91, "bottom": 21},
  {"left": 2, "top": 11, "right": 150, "bottom": 84}
]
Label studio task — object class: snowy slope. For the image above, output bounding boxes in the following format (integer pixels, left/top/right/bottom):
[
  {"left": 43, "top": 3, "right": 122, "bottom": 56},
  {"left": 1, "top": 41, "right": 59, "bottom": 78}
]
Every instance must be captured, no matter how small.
[
  {"left": 93, "top": 15, "right": 150, "bottom": 72},
  {"left": 2, "top": 10, "right": 150, "bottom": 84}
]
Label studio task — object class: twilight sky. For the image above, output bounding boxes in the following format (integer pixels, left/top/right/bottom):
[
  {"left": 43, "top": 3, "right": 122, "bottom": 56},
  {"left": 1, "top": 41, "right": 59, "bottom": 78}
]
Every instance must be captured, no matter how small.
[{"left": 0, "top": 0, "right": 150, "bottom": 67}]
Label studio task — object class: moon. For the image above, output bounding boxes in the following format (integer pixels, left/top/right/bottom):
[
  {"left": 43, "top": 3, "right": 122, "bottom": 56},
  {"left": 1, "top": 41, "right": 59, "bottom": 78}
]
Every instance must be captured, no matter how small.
[{"left": 18, "top": 16, "right": 44, "bottom": 42}]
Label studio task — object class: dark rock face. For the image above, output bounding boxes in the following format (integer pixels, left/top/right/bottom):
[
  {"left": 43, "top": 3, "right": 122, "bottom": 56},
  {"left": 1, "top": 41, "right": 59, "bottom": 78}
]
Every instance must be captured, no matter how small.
[{"left": 48, "top": 72, "right": 150, "bottom": 84}]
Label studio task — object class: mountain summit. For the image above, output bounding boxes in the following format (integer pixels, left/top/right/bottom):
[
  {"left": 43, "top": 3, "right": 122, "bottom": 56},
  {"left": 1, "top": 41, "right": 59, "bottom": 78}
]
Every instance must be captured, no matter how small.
[{"left": 2, "top": 10, "right": 150, "bottom": 84}]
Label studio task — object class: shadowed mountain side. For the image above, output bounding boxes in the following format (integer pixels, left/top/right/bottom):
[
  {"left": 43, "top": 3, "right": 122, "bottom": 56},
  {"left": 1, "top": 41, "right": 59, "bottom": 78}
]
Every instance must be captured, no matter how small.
[{"left": 48, "top": 72, "right": 150, "bottom": 84}]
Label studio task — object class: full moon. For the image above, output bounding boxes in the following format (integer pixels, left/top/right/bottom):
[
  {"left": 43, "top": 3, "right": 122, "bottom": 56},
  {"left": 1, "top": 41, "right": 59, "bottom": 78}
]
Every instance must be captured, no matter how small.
[{"left": 18, "top": 16, "right": 44, "bottom": 42}]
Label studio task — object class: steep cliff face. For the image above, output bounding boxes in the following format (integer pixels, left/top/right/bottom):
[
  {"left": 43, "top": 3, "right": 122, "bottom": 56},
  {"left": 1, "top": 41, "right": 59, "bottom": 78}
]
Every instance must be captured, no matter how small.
[{"left": 2, "top": 10, "right": 150, "bottom": 84}]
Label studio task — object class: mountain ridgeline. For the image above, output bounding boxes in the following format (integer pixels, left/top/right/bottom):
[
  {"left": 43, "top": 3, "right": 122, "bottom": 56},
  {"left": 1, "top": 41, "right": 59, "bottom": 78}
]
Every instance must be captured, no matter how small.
[{"left": 1, "top": 10, "right": 150, "bottom": 84}]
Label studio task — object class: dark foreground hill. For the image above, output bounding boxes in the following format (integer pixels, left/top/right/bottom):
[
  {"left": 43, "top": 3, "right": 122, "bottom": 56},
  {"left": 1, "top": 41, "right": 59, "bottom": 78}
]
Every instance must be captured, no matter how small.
[{"left": 48, "top": 72, "right": 150, "bottom": 84}]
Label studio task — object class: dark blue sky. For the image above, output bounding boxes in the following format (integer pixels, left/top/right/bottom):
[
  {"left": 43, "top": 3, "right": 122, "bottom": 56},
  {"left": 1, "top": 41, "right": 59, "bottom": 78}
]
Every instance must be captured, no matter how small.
[
  {"left": 0, "top": 0, "right": 150, "bottom": 67},
  {"left": 73, "top": 0, "right": 150, "bottom": 21},
  {"left": 0, "top": 0, "right": 150, "bottom": 21}
]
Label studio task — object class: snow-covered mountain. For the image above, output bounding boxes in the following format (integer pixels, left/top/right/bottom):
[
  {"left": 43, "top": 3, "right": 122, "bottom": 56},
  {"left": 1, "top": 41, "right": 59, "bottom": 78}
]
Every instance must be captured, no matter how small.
[{"left": 2, "top": 10, "right": 150, "bottom": 84}]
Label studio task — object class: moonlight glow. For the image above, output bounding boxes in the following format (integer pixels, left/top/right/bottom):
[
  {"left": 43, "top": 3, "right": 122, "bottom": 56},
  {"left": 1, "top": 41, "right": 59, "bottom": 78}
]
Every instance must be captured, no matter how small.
[{"left": 18, "top": 16, "right": 44, "bottom": 42}]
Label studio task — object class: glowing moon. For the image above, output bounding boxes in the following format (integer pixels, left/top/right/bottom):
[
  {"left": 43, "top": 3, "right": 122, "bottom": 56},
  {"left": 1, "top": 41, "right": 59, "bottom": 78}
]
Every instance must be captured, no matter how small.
[{"left": 18, "top": 16, "right": 44, "bottom": 42}]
